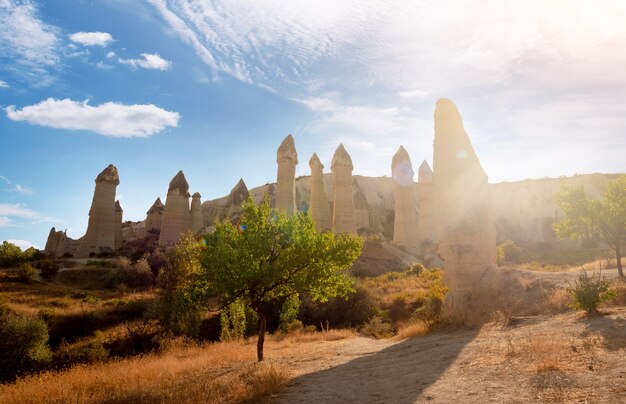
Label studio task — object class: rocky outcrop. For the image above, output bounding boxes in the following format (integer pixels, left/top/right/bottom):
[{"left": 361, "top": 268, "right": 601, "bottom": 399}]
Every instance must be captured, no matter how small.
[
  {"left": 190, "top": 192, "right": 203, "bottom": 234},
  {"left": 308, "top": 153, "right": 332, "bottom": 232},
  {"left": 75, "top": 164, "right": 120, "bottom": 258},
  {"left": 114, "top": 201, "right": 123, "bottom": 251},
  {"left": 417, "top": 160, "right": 436, "bottom": 245},
  {"left": 145, "top": 197, "right": 165, "bottom": 232},
  {"left": 159, "top": 170, "right": 190, "bottom": 247},
  {"left": 432, "top": 99, "right": 496, "bottom": 324},
  {"left": 276, "top": 134, "right": 298, "bottom": 214},
  {"left": 392, "top": 146, "right": 419, "bottom": 254},
  {"left": 353, "top": 179, "right": 371, "bottom": 230},
  {"left": 44, "top": 227, "right": 68, "bottom": 257},
  {"left": 331, "top": 144, "right": 357, "bottom": 234}
]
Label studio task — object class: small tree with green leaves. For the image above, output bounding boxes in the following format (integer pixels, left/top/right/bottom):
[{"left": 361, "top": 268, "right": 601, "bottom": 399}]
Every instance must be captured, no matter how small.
[
  {"left": 157, "top": 233, "right": 204, "bottom": 337},
  {"left": 554, "top": 175, "right": 626, "bottom": 277},
  {"left": 220, "top": 299, "right": 246, "bottom": 341},
  {"left": 199, "top": 196, "right": 362, "bottom": 361}
]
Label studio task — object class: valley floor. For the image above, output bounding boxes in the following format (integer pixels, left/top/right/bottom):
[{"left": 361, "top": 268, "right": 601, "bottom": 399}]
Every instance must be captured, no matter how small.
[{"left": 277, "top": 307, "right": 626, "bottom": 403}]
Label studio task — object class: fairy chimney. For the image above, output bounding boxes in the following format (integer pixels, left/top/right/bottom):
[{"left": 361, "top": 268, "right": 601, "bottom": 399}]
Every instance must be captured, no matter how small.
[
  {"left": 114, "top": 200, "right": 123, "bottom": 250},
  {"left": 308, "top": 153, "right": 332, "bottom": 232},
  {"left": 190, "top": 192, "right": 203, "bottom": 234},
  {"left": 159, "top": 170, "right": 191, "bottom": 247},
  {"left": 417, "top": 160, "right": 436, "bottom": 244},
  {"left": 392, "top": 146, "right": 419, "bottom": 254},
  {"left": 276, "top": 135, "right": 298, "bottom": 214},
  {"left": 145, "top": 197, "right": 165, "bottom": 232},
  {"left": 331, "top": 144, "right": 357, "bottom": 234}
]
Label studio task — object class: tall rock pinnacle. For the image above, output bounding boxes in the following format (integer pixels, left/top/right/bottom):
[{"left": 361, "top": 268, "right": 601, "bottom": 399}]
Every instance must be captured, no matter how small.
[
  {"left": 308, "top": 153, "right": 331, "bottom": 232},
  {"left": 276, "top": 134, "right": 298, "bottom": 214},
  {"left": 392, "top": 146, "right": 419, "bottom": 253},
  {"left": 190, "top": 192, "right": 203, "bottom": 234},
  {"left": 159, "top": 170, "right": 191, "bottom": 247},
  {"left": 331, "top": 144, "right": 356, "bottom": 234}
]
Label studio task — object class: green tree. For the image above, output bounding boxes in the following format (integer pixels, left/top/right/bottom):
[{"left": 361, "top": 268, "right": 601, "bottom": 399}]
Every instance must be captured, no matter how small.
[
  {"left": 157, "top": 233, "right": 205, "bottom": 337},
  {"left": 199, "top": 196, "right": 362, "bottom": 361},
  {"left": 220, "top": 299, "right": 246, "bottom": 341},
  {"left": 554, "top": 175, "right": 626, "bottom": 277}
]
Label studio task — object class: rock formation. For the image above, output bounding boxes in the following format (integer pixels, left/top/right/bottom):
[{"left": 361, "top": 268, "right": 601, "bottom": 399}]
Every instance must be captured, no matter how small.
[
  {"left": 331, "top": 144, "right": 357, "bottom": 234},
  {"left": 276, "top": 134, "right": 298, "bottom": 214},
  {"left": 353, "top": 179, "right": 371, "bottom": 230},
  {"left": 392, "top": 146, "right": 419, "bottom": 254},
  {"left": 44, "top": 227, "right": 69, "bottom": 257},
  {"left": 145, "top": 197, "right": 165, "bottom": 232},
  {"left": 432, "top": 98, "right": 496, "bottom": 324},
  {"left": 417, "top": 160, "right": 436, "bottom": 245},
  {"left": 159, "top": 170, "right": 191, "bottom": 247},
  {"left": 75, "top": 164, "right": 120, "bottom": 258},
  {"left": 308, "top": 153, "right": 332, "bottom": 232},
  {"left": 114, "top": 201, "right": 123, "bottom": 250},
  {"left": 190, "top": 192, "right": 203, "bottom": 234}
]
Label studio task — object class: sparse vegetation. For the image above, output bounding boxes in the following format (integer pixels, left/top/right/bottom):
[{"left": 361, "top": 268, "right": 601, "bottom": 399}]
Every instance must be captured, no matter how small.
[{"left": 566, "top": 270, "right": 615, "bottom": 313}]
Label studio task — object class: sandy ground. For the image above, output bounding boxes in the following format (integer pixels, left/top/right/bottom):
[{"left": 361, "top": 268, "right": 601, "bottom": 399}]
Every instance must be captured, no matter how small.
[{"left": 275, "top": 306, "right": 626, "bottom": 403}]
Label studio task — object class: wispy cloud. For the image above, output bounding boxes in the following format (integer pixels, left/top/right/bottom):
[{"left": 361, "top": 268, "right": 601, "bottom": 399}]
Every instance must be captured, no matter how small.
[
  {"left": 0, "top": 0, "right": 60, "bottom": 86},
  {"left": 69, "top": 31, "right": 113, "bottom": 47},
  {"left": 0, "top": 80, "right": 8, "bottom": 88},
  {"left": 0, "top": 175, "right": 34, "bottom": 195},
  {"left": 151, "top": 0, "right": 626, "bottom": 181},
  {"left": 6, "top": 98, "right": 180, "bottom": 137},
  {"left": 0, "top": 217, "right": 12, "bottom": 227},
  {"left": 0, "top": 203, "right": 61, "bottom": 227},
  {"left": 118, "top": 53, "right": 171, "bottom": 70}
]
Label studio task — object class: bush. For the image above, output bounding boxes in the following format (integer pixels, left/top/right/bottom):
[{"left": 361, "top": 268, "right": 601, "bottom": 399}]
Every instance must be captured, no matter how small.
[
  {"left": 0, "top": 313, "right": 52, "bottom": 382},
  {"left": 567, "top": 270, "right": 615, "bottom": 313},
  {"left": 17, "top": 263, "right": 38, "bottom": 283},
  {"left": 220, "top": 299, "right": 246, "bottom": 341},
  {"left": 300, "top": 285, "right": 377, "bottom": 329},
  {"left": 360, "top": 316, "right": 393, "bottom": 338},
  {"left": 278, "top": 295, "right": 301, "bottom": 332},
  {"left": 497, "top": 239, "right": 523, "bottom": 264},
  {"left": 117, "top": 258, "right": 155, "bottom": 289},
  {"left": 52, "top": 339, "right": 108, "bottom": 369},
  {"left": 36, "top": 258, "right": 60, "bottom": 279}
]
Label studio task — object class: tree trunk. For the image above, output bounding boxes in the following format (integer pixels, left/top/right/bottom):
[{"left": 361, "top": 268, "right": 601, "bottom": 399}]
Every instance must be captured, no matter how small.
[
  {"left": 256, "top": 310, "right": 266, "bottom": 362},
  {"left": 616, "top": 244, "right": 624, "bottom": 277}
]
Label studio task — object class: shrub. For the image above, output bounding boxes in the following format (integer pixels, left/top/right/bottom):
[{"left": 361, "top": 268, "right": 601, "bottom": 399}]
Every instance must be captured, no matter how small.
[
  {"left": 17, "top": 263, "right": 38, "bottom": 283},
  {"left": 567, "top": 270, "right": 615, "bottom": 313},
  {"left": 36, "top": 258, "right": 60, "bottom": 280},
  {"left": 118, "top": 258, "right": 155, "bottom": 289},
  {"left": 0, "top": 313, "right": 52, "bottom": 381},
  {"left": 300, "top": 285, "right": 377, "bottom": 329},
  {"left": 360, "top": 316, "right": 393, "bottom": 339},
  {"left": 278, "top": 295, "right": 301, "bottom": 332},
  {"left": 157, "top": 234, "right": 204, "bottom": 337},
  {"left": 497, "top": 239, "right": 523, "bottom": 264},
  {"left": 404, "top": 262, "right": 425, "bottom": 276},
  {"left": 220, "top": 299, "right": 246, "bottom": 341},
  {"left": 53, "top": 339, "right": 108, "bottom": 369}
]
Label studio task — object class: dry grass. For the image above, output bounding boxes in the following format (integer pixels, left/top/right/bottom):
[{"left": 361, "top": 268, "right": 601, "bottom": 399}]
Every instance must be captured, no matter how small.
[
  {"left": 545, "top": 288, "right": 572, "bottom": 314},
  {"left": 392, "top": 321, "right": 428, "bottom": 340},
  {"left": 272, "top": 328, "right": 355, "bottom": 343},
  {"left": 0, "top": 337, "right": 292, "bottom": 403},
  {"left": 361, "top": 271, "right": 431, "bottom": 306}
]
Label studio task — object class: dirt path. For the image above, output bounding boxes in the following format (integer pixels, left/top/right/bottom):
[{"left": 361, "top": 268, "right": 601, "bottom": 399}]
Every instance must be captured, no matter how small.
[{"left": 277, "top": 307, "right": 626, "bottom": 403}]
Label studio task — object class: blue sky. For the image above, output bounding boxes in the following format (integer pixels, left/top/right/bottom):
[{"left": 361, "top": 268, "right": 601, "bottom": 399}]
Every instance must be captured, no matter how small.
[{"left": 1, "top": 0, "right": 625, "bottom": 250}]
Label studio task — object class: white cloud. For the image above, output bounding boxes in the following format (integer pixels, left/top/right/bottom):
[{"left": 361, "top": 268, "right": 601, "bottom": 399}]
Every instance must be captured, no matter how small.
[
  {"left": 106, "top": 51, "right": 116, "bottom": 59},
  {"left": 0, "top": 217, "right": 12, "bottom": 227},
  {"left": 0, "top": 0, "right": 60, "bottom": 85},
  {"left": 152, "top": 0, "right": 626, "bottom": 181},
  {"left": 0, "top": 203, "right": 36, "bottom": 217},
  {"left": 0, "top": 80, "right": 8, "bottom": 88},
  {"left": 5, "top": 239, "right": 40, "bottom": 250},
  {"left": 118, "top": 53, "right": 172, "bottom": 70},
  {"left": 13, "top": 184, "right": 33, "bottom": 195},
  {"left": 69, "top": 31, "right": 113, "bottom": 47},
  {"left": 6, "top": 98, "right": 180, "bottom": 137}
]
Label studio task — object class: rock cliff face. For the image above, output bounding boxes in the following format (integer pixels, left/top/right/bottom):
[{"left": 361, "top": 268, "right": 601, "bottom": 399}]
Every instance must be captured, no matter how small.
[
  {"left": 159, "top": 171, "right": 191, "bottom": 247},
  {"left": 431, "top": 98, "right": 496, "bottom": 324}
]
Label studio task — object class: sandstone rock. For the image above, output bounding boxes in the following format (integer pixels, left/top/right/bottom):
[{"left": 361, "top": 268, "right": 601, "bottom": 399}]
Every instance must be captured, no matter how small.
[
  {"left": 308, "top": 153, "right": 332, "bottom": 232},
  {"left": 75, "top": 164, "right": 120, "bottom": 258},
  {"left": 190, "top": 192, "right": 203, "bottom": 234},
  {"left": 353, "top": 179, "right": 371, "bottom": 230},
  {"left": 417, "top": 160, "right": 436, "bottom": 244},
  {"left": 114, "top": 200, "right": 123, "bottom": 251},
  {"left": 145, "top": 197, "right": 165, "bottom": 232},
  {"left": 432, "top": 99, "right": 496, "bottom": 325},
  {"left": 159, "top": 170, "right": 191, "bottom": 247},
  {"left": 392, "top": 146, "right": 419, "bottom": 254},
  {"left": 44, "top": 227, "right": 68, "bottom": 257},
  {"left": 331, "top": 144, "right": 357, "bottom": 234},
  {"left": 276, "top": 134, "right": 298, "bottom": 214}
]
